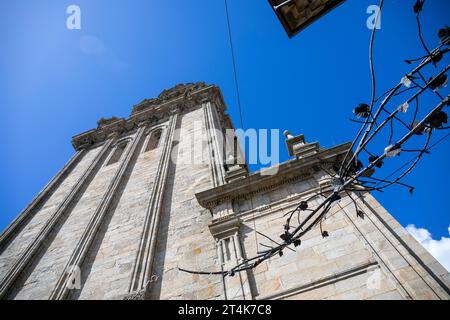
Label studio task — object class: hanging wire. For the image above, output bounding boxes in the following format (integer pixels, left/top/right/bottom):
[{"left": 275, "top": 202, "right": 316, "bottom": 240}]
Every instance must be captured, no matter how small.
[
  {"left": 224, "top": 0, "right": 260, "bottom": 256},
  {"left": 224, "top": 0, "right": 244, "bottom": 131}
]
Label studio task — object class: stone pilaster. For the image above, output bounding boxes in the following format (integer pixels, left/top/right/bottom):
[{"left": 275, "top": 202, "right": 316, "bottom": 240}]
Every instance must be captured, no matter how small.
[
  {"left": 0, "top": 150, "right": 85, "bottom": 253},
  {"left": 126, "top": 114, "right": 178, "bottom": 298},
  {"left": 0, "top": 141, "right": 112, "bottom": 299},
  {"left": 203, "top": 102, "right": 226, "bottom": 187},
  {"left": 209, "top": 205, "right": 253, "bottom": 300},
  {"left": 49, "top": 126, "right": 146, "bottom": 300}
]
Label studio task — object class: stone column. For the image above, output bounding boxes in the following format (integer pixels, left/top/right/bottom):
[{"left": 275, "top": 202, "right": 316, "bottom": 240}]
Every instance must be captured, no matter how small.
[
  {"left": 203, "top": 102, "right": 226, "bottom": 187},
  {"left": 49, "top": 126, "right": 147, "bottom": 300},
  {"left": 209, "top": 208, "right": 253, "bottom": 300},
  {"left": 0, "top": 140, "right": 112, "bottom": 299},
  {"left": 126, "top": 114, "right": 178, "bottom": 299},
  {"left": 218, "top": 233, "right": 253, "bottom": 300}
]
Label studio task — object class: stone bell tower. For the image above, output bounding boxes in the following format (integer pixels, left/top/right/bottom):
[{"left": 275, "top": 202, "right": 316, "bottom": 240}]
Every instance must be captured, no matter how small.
[
  {"left": 0, "top": 82, "right": 449, "bottom": 300},
  {"left": 0, "top": 83, "right": 240, "bottom": 300}
]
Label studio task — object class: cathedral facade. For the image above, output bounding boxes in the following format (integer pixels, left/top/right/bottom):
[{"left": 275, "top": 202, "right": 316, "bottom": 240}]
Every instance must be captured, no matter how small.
[{"left": 0, "top": 83, "right": 449, "bottom": 300}]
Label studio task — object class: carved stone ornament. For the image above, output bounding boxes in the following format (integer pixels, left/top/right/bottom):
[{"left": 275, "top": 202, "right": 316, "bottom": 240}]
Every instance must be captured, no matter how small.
[
  {"left": 132, "top": 82, "right": 207, "bottom": 115},
  {"left": 97, "top": 117, "right": 120, "bottom": 128},
  {"left": 123, "top": 289, "right": 146, "bottom": 300},
  {"left": 71, "top": 82, "right": 220, "bottom": 151}
]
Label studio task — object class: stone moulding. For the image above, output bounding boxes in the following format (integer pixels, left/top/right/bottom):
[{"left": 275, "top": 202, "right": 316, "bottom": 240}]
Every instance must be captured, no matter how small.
[
  {"left": 258, "top": 261, "right": 379, "bottom": 300},
  {"left": 206, "top": 182, "right": 337, "bottom": 236},
  {"left": 195, "top": 142, "right": 352, "bottom": 210},
  {"left": 236, "top": 185, "right": 331, "bottom": 223},
  {"left": 71, "top": 83, "right": 230, "bottom": 151}
]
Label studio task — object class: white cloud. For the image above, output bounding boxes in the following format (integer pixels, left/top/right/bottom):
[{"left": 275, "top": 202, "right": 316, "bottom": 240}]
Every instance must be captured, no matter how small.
[{"left": 406, "top": 224, "right": 450, "bottom": 272}]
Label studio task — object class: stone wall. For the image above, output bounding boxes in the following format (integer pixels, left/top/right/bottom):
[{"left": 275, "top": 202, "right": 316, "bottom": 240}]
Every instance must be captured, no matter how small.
[
  {"left": 72, "top": 124, "right": 168, "bottom": 299},
  {"left": 149, "top": 107, "right": 223, "bottom": 300},
  {"left": 7, "top": 138, "right": 131, "bottom": 299},
  {"left": 233, "top": 181, "right": 450, "bottom": 300}
]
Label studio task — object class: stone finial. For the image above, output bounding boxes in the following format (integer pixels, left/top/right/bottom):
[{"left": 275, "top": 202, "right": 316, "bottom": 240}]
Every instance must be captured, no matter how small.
[
  {"left": 285, "top": 132, "right": 320, "bottom": 159},
  {"left": 283, "top": 130, "right": 295, "bottom": 140},
  {"left": 224, "top": 153, "right": 249, "bottom": 183},
  {"left": 225, "top": 154, "right": 236, "bottom": 165},
  {"left": 225, "top": 163, "right": 249, "bottom": 183}
]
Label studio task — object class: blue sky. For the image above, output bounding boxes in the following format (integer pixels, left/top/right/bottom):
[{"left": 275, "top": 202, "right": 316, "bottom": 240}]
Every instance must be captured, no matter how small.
[{"left": 0, "top": 0, "right": 449, "bottom": 248}]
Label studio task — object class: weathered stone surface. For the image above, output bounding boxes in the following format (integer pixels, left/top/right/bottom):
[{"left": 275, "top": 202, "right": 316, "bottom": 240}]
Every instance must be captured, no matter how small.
[{"left": 0, "top": 147, "right": 100, "bottom": 283}]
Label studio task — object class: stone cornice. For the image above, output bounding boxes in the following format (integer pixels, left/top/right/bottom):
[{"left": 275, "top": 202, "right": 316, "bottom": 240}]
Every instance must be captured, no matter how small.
[
  {"left": 71, "top": 82, "right": 229, "bottom": 150},
  {"left": 195, "top": 142, "right": 352, "bottom": 209},
  {"left": 131, "top": 82, "right": 208, "bottom": 114}
]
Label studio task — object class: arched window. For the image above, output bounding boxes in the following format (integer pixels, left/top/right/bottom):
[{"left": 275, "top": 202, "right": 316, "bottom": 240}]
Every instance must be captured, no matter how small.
[
  {"left": 144, "top": 129, "right": 162, "bottom": 153},
  {"left": 106, "top": 142, "right": 127, "bottom": 166}
]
